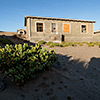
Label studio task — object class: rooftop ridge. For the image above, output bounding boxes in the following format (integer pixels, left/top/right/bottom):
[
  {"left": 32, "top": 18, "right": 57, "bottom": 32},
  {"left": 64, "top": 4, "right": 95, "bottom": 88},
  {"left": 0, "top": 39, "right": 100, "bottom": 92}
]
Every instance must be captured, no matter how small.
[{"left": 25, "top": 16, "right": 96, "bottom": 23}]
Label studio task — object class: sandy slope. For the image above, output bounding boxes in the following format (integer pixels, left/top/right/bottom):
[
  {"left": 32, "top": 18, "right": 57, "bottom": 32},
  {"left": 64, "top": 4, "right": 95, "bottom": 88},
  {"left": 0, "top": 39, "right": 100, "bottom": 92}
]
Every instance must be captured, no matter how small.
[
  {"left": 0, "top": 45, "right": 100, "bottom": 100},
  {"left": 0, "top": 32, "right": 17, "bottom": 36}
]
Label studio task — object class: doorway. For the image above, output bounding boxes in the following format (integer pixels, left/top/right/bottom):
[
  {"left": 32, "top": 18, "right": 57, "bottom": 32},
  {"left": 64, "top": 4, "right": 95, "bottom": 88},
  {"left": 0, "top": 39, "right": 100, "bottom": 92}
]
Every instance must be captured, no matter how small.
[{"left": 62, "top": 35, "right": 65, "bottom": 42}]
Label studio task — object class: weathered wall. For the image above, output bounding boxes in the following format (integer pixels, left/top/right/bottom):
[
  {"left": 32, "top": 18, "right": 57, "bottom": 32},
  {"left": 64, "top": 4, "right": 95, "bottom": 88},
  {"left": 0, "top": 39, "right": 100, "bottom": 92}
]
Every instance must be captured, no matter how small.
[
  {"left": 26, "top": 18, "right": 30, "bottom": 40},
  {"left": 64, "top": 22, "right": 94, "bottom": 42},
  {"left": 26, "top": 18, "right": 94, "bottom": 42},
  {"left": 92, "top": 34, "right": 100, "bottom": 42}
]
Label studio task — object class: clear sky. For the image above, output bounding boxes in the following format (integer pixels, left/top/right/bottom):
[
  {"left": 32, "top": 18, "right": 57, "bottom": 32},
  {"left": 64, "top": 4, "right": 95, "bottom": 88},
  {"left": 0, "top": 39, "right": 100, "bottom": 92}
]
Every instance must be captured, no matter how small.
[{"left": 0, "top": 0, "right": 100, "bottom": 32}]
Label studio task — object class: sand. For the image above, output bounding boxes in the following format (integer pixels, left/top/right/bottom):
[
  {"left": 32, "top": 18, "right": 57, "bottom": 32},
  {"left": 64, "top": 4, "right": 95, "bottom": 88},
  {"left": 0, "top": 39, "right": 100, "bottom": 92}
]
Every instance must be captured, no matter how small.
[
  {"left": 0, "top": 32, "right": 100, "bottom": 100},
  {"left": 0, "top": 44, "right": 100, "bottom": 100}
]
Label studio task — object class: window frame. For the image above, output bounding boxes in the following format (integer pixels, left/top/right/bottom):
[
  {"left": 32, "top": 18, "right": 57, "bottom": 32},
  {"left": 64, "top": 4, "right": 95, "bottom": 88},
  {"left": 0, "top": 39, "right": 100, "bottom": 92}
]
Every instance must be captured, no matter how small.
[
  {"left": 62, "top": 23, "right": 71, "bottom": 34},
  {"left": 50, "top": 22, "right": 58, "bottom": 34},
  {"left": 51, "top": 23, "right": 57, "bottom": 33},
  {"left": 80, "top": 24, "right": 88, "bottom": 34},
  {"left": 35, "top": 21, "right": 45, "bottom": 33}
]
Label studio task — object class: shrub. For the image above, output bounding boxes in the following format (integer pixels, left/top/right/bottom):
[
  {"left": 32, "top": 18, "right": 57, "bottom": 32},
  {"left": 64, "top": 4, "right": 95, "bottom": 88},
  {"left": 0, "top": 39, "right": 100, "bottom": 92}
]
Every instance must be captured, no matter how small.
[
  {"left": 94, "top": 42, "right": 100, "bottom": 46},
  {"left": 58, "top": 44, "right": 63, "bottom": 47},
  {"left": 0, "top": 43, "right": 58, "bottom": 86},
  {"left": 69, "top": 42, "right": 77, "bottom": 46},
  {"left": 87, "top": 42, "right": 95, "bottom": 47},
  {"left": 49, "top": 43, "right": 55, "bottom": 48},
  {"left": 77, "top": 42, "right": 83, "bottom": 46},
  {"left": 53, "top": 43, "right": 60, "bottom": 46},
  {"left": 38, "top": 40, "right": 46, "bottom": 44},
  {"left": 46, "top": 42, "right": 53, "bottom": 46},
  {"left": 61, "top": 42, "right": 69, "bottom": 47}
]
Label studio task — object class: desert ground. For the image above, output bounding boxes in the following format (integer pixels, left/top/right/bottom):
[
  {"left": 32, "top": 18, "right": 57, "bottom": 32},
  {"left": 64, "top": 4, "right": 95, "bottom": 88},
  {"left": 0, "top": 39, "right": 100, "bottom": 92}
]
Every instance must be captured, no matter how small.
[{"left": 0, "top": 32, "right": 100, "bottom": 100}]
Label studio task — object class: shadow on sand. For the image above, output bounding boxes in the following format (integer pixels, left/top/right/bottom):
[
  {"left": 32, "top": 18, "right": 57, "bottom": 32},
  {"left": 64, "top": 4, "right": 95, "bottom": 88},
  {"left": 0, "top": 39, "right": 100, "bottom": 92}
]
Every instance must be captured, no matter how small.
[
  {"left": 0, "top": 34, "right": 35, "bottom": 47},
  {"left": 52, "top": 54, "right": 100, "bottom": 80}
]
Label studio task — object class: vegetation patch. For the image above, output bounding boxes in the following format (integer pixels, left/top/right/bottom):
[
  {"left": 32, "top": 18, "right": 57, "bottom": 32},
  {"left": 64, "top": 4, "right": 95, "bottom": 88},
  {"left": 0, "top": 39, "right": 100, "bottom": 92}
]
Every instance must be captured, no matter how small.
[
  {"left": 86, "top": 42, "right": 95, "bottom": 47},
  {"left": 46, "top": 42, "right": 53, "bottom": 46},
  {"left": 45, "top": 41, "right": 100, "bottom": 48},
  {"left": 38, "top": 40, "right": 46, "bottom": 44},
  {"left": 0, "top": 43, "right": 58, "bottom": 86}
]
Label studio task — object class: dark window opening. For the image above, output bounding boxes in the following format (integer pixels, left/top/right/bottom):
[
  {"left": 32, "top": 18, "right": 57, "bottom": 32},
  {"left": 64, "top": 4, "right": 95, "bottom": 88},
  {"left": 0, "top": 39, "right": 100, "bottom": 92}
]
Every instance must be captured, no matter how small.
[
  {"left": 51, "top": 23, "right": 56, "bottom": 32},
  {"left": 37, "top": 23, "right": 43, "bottom": 32},
  {"left": 81, "top": 25, "right": 87, "bottom": 33}
]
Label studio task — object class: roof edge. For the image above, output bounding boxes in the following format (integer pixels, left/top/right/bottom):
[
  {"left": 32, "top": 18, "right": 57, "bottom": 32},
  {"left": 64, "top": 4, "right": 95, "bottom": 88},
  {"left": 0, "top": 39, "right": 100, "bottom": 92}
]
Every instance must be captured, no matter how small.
[{"left": 24, "top": 16, "right": 96, "bottom": 26}]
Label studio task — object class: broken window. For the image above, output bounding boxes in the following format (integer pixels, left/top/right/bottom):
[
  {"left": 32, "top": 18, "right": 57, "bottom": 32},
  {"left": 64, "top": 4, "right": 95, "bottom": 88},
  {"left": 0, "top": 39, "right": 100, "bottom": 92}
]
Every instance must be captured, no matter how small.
[
  {"left": 36, "top": 23, "right": 43, "bottom": 32},
  {"left": 81, "top": 25, "right": 87, "bottom": 33},
  {"left": 51, "top": 23, "right": 56, "bottom": 32},
  {"left": 64, "top": 24, "right": 70, "bottom": 33}
]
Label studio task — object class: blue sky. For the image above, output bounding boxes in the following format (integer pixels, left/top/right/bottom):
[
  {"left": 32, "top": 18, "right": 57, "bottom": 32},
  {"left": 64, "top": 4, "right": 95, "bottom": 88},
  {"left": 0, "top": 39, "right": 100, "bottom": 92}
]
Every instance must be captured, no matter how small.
[{"left": 0, "top": 0, "right": 100, "bottom": 32}]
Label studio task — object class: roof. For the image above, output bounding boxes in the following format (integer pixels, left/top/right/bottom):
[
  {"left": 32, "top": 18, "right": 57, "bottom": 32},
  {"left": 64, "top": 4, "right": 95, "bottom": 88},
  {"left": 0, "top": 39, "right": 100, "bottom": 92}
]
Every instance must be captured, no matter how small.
[{"left": 24, "top": 16, "right": 96, "bottom": 26}]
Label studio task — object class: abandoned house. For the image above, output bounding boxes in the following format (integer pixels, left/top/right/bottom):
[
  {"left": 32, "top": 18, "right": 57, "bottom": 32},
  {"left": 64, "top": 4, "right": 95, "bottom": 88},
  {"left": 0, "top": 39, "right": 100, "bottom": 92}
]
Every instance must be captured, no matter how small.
[{"left": 24, "top": 16, "right": 96, "bottom": 42}]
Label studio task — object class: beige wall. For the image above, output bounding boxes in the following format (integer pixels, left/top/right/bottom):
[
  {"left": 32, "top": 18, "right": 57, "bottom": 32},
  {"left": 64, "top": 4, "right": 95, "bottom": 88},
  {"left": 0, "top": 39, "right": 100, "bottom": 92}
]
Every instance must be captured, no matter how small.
[
  {"left": 26, "top": 18, "right": 94, "bottom": 42},
  {"left": 92, "top": 34, "right": 100, "bottom": 42}
]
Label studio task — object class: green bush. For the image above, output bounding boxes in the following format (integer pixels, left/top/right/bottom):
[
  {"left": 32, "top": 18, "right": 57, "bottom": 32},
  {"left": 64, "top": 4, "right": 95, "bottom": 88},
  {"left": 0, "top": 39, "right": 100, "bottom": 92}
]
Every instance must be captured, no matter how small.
[
  {"left": 61, "top": 42, "right": 69, "bottom": 47},
  {"left": 69, "top": 42, "right": 77, "bottom": 46},
  {"left": 46, "top": 42, "right": 53, "bottom": 46},
  {"left": 38, "top": 40, "right": 46, "bottom": 44},
  {"left": 87, "top": 42, "right": 95, "bottom": 47},
  {"left": 58, "top": 44, "right": 63, "bottom": 47},
  {"left": 45, "top": 41, "right": 100, "bottom": 47},
  {"left": 49, "top": 43, "right": 55, "bottom": 48},
  {"left": 0, "top": 43, "right": 58, "bottom": 86},
  {"left": 0, "top": 37, "right": 13, "bottom": 45},
  {"left": 46, "top": 42, "right": 61, "bottom": 48},
  {"left": 53, "top": 43, "right": 59, "bottom": 46},
  {"left": 77, "top": 42, "right": 84, "bottom": 46}
]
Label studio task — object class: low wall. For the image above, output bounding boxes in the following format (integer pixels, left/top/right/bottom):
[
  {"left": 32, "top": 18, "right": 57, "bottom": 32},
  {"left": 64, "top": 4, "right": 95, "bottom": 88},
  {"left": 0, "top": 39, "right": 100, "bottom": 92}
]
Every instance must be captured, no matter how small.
[
  {"left": 92, "top": 34, "right": 100, "bottom": 42},
  {"left": 65, "top": 37, "right": 93, "bottom": 42},
  {"left": 28, "top": 32, "right": 100, "bottom": 43},
  {"left": 30, "top": 34, "right": 61, "bottom": 42}
]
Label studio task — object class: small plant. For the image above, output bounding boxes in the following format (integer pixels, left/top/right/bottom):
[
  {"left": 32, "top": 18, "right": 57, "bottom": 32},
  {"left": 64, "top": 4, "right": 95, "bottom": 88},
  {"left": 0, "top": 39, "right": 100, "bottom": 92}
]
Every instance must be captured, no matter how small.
[
  {"left": 87, "top": 42, "right": 95, "bottom": 47},
  {"left": 94, "top": 42, "right": 100, "bottom": 46},
  {"left": 68, "top": 42, "right": 77, "bottom": 46},
  {"left": 46, "top": 42, "right": 53, "bottom": 46},
  {"left": 58, "top": 44, "right": 63, "bottom": 47},
  {"left": 61, "top": 42, "right": 69, "bottom": 47},
  {"left": 45, "top": 41, "right": 100, "bottom": 48},
  {"left": 49, "top": 43, "right": 55, "bottom": 48},
  {"left": 53, "top": 43, "right": 60, "bottom": 46},
  {"left": 77, "top": 42, "right": 84, "bottom": 46},
  {"left": 38, "top": 40, "right": 46, "bottom": 44}
]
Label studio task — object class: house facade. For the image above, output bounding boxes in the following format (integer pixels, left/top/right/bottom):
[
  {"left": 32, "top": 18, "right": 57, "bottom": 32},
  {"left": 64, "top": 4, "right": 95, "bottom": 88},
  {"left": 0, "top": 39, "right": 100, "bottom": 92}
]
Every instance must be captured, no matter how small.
[{"left": 24, "top": 16, "right": 95, "bottom": 42}]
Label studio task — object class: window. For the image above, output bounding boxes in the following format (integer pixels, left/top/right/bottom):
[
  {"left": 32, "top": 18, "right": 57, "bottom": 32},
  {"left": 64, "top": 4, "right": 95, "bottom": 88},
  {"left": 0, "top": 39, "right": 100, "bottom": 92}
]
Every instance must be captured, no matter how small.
[
  {"left": 51, "top": 23, "right": 56, "bottom": 32},
  {"left": 36, "top": 23, "right": 43, "bottom": 32},
  {"left": 81, "top": 25, "right": 87, "bottom": 33},
  {"left": 64, "top": 24, "right": 70, "bottom": 33}
]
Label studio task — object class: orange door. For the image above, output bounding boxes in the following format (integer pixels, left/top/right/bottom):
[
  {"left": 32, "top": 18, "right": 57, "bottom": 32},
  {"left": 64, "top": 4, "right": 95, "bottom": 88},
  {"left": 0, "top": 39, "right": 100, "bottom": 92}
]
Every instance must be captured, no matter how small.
[{"left": 64, "top": 24, "right": 70, "bottom": 33}]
